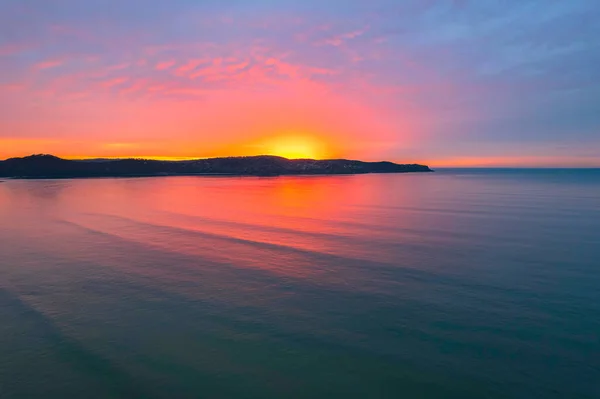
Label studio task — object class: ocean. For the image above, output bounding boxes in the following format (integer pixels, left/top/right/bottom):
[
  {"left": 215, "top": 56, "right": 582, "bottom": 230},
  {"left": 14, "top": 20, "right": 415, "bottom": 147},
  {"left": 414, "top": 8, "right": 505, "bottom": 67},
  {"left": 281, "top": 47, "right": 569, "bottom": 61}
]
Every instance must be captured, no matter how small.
[{"left": 0, "top": 170, "right": 599, "bottom": 398}]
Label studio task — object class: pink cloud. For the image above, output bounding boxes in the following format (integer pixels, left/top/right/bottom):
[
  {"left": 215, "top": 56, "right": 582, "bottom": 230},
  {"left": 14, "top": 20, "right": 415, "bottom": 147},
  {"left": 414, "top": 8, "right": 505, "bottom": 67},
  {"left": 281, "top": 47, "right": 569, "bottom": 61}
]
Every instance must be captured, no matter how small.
[
  {"left": 155, "top": 60, "right": 176, "bottom": 71},
  {"left": 318, "top": 26, "right": 369, "bottom": 46},
  {"left": 174, "top": 59, "right": 206, "bottom": 76},
  {"left": 102, "top": 77, "right": 129, "bottom": 88},
  {"left": 0, "top": 43, "right": 32, "bottom": 56},
  {"left": 35, "top": 59, "right": 63, "bottom": 70},
  {"left": 0, "top": 83, "right": 25, "bottom": 92},
  {"left": 32, "top": 72, "right": 85, "bottom": 98},
  {"left": 309, "top": 66, "right": 336, "bottom": 76},
  {"left": 107, "top": 63, "right": 130, "bottom": 71},
  {"left": 189, "top": 67, "right": 213, "bottom": 80},
  {"left": 120, "top": 79, "right": 149, "bottom": 95},
  {"left": 227, "top": 61, "right": 249, "bottom": 72},
  {"left": 265, "top": 58, "right": 300, "bottom": 78},
  {"left": 148, "top": 84, "right": 169, "bottom": 92},
  {"left": 175, "top": 52, "right": 339, "bottom": 89},
  {"left": 166, "top": 87, "right": 209, "bottom": 97}
]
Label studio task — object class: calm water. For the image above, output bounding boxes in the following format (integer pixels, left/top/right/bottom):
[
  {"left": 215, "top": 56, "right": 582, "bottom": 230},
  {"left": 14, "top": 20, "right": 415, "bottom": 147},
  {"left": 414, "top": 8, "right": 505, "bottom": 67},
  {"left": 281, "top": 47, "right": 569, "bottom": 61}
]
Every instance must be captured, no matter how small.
[{"left": 1, "top": 170, "right": 599, "bottom": 398}]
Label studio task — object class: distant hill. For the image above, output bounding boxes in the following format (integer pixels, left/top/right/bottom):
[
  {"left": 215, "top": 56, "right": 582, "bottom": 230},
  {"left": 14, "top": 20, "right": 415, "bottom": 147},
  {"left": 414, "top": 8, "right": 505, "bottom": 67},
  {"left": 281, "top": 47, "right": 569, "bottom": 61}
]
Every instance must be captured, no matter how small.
[{"left": 0, "top": 154, "right": 433, "bottom": 178}]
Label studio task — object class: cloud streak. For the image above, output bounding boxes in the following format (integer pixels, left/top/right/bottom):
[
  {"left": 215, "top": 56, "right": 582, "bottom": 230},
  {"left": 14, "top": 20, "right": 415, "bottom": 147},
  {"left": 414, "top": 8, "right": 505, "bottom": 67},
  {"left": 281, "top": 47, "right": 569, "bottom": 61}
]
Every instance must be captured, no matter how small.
[{"left": 34, "top": 59, "right": 63, "bottom": 70}]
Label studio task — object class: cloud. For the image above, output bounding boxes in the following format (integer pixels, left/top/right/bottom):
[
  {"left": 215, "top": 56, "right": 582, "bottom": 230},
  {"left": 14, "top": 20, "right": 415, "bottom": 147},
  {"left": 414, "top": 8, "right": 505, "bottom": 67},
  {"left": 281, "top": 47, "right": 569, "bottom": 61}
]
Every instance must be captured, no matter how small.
[
  {"left": 0, "top": 43, "right": 33, "bottom": 56},
  {"left": 174, "top": 59, "right": 205, "bottom": 76},
  {"left": 102, "top": 77, "right": 129, "bottom": 88},
  {"left": 155, "top": 60, "right": 176, "bottom": 71},
  {"left": 107, "top": 63, "right": 130, "bottom": 71},
  {"left": 318, "top": 26, "right": 369, "bottom": 46},
  {"left": 34, "top": 59, "right": 63, "bottom": 70}
]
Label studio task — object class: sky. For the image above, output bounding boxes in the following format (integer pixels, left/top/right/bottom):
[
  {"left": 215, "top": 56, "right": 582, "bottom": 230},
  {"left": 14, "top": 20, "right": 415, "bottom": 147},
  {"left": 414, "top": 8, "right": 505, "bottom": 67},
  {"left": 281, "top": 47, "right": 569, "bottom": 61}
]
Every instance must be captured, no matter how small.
[{"left": 1, "top": 0, "right": 599, "bottom": 166}]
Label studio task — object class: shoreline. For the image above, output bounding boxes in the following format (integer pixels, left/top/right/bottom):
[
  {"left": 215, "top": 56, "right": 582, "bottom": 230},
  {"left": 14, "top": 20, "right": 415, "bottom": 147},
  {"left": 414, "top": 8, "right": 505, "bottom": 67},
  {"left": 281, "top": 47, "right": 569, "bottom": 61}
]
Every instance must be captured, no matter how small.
[
  {"left": 0, "top": 154, "right": 433, "bottom": 179},
  {"left": 0, "top": 170, "right": 433, "bottom": 181}
]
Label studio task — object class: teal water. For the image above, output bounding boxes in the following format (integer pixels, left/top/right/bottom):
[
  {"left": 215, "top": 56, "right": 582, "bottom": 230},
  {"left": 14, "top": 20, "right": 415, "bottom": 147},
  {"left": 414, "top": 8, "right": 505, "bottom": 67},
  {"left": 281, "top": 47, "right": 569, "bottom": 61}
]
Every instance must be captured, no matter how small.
[{"left": 0, "top": 170, "right": 599, "bottom": 398}]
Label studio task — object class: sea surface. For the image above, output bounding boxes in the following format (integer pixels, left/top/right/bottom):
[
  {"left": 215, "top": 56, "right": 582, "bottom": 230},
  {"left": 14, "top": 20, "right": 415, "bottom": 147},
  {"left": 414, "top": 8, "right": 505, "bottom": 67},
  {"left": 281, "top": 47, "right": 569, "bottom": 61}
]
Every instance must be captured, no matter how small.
[{"left": 0, "top": 170, "right": 599, "bottom": 398}]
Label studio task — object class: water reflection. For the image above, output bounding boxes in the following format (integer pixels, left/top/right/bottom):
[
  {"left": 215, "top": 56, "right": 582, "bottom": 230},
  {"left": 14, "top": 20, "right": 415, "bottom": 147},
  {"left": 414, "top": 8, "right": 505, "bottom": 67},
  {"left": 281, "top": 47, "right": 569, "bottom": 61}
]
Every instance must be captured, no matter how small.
[{"left": 1, "top": 173, "right": 599, "bottom": 398}]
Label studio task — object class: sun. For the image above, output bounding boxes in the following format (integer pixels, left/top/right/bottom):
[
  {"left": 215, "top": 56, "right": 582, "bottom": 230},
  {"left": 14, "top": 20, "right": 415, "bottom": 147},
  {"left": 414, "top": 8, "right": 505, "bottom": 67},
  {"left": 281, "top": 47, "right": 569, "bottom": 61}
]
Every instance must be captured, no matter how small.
[{"left": 263, "top": 135, "right": 327, "bottom": 159}]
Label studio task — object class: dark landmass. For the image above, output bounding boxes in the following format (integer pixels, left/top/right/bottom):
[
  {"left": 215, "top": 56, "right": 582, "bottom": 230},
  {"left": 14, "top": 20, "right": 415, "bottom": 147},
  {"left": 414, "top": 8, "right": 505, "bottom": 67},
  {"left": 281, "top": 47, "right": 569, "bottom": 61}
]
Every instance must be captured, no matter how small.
[{"left": 0, "top": 154, "right": 433, "bottom": 179}]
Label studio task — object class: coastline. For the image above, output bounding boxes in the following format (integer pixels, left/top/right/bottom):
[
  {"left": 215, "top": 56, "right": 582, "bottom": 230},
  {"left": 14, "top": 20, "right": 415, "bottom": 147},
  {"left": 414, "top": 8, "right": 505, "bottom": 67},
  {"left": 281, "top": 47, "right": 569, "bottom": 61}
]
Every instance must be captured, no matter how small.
[
  {"left": 0, "top": 154, "right": 433, "bottom": 179},
  {"left": 1, "top": 169, "right": 434, "bottom": 180}
]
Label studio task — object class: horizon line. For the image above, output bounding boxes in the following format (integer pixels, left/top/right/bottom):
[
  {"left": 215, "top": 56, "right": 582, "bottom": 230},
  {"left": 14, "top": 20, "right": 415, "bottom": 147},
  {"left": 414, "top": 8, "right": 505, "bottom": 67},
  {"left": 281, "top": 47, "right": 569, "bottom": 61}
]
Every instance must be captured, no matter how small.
[{"left": 1, "top": 153, "right": 599, "bottom": 169}]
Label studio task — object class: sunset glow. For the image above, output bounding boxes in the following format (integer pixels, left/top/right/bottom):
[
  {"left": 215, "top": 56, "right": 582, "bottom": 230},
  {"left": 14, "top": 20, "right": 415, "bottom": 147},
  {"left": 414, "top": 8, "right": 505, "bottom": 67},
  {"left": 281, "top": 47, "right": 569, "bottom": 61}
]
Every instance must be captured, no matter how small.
[
  {"left": 260, "top": 136, "right": 329, "bottom": 160},
  {"left": 1, "top": 1, "right": 599, "bottom": 166}
]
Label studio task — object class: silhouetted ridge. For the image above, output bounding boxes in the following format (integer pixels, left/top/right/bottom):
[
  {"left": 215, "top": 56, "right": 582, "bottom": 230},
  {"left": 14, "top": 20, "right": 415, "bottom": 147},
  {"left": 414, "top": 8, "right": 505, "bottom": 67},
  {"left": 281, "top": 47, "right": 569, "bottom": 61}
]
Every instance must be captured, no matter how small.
[{"left": 0, "top": 154, "right": 433, "bottom": 178}]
